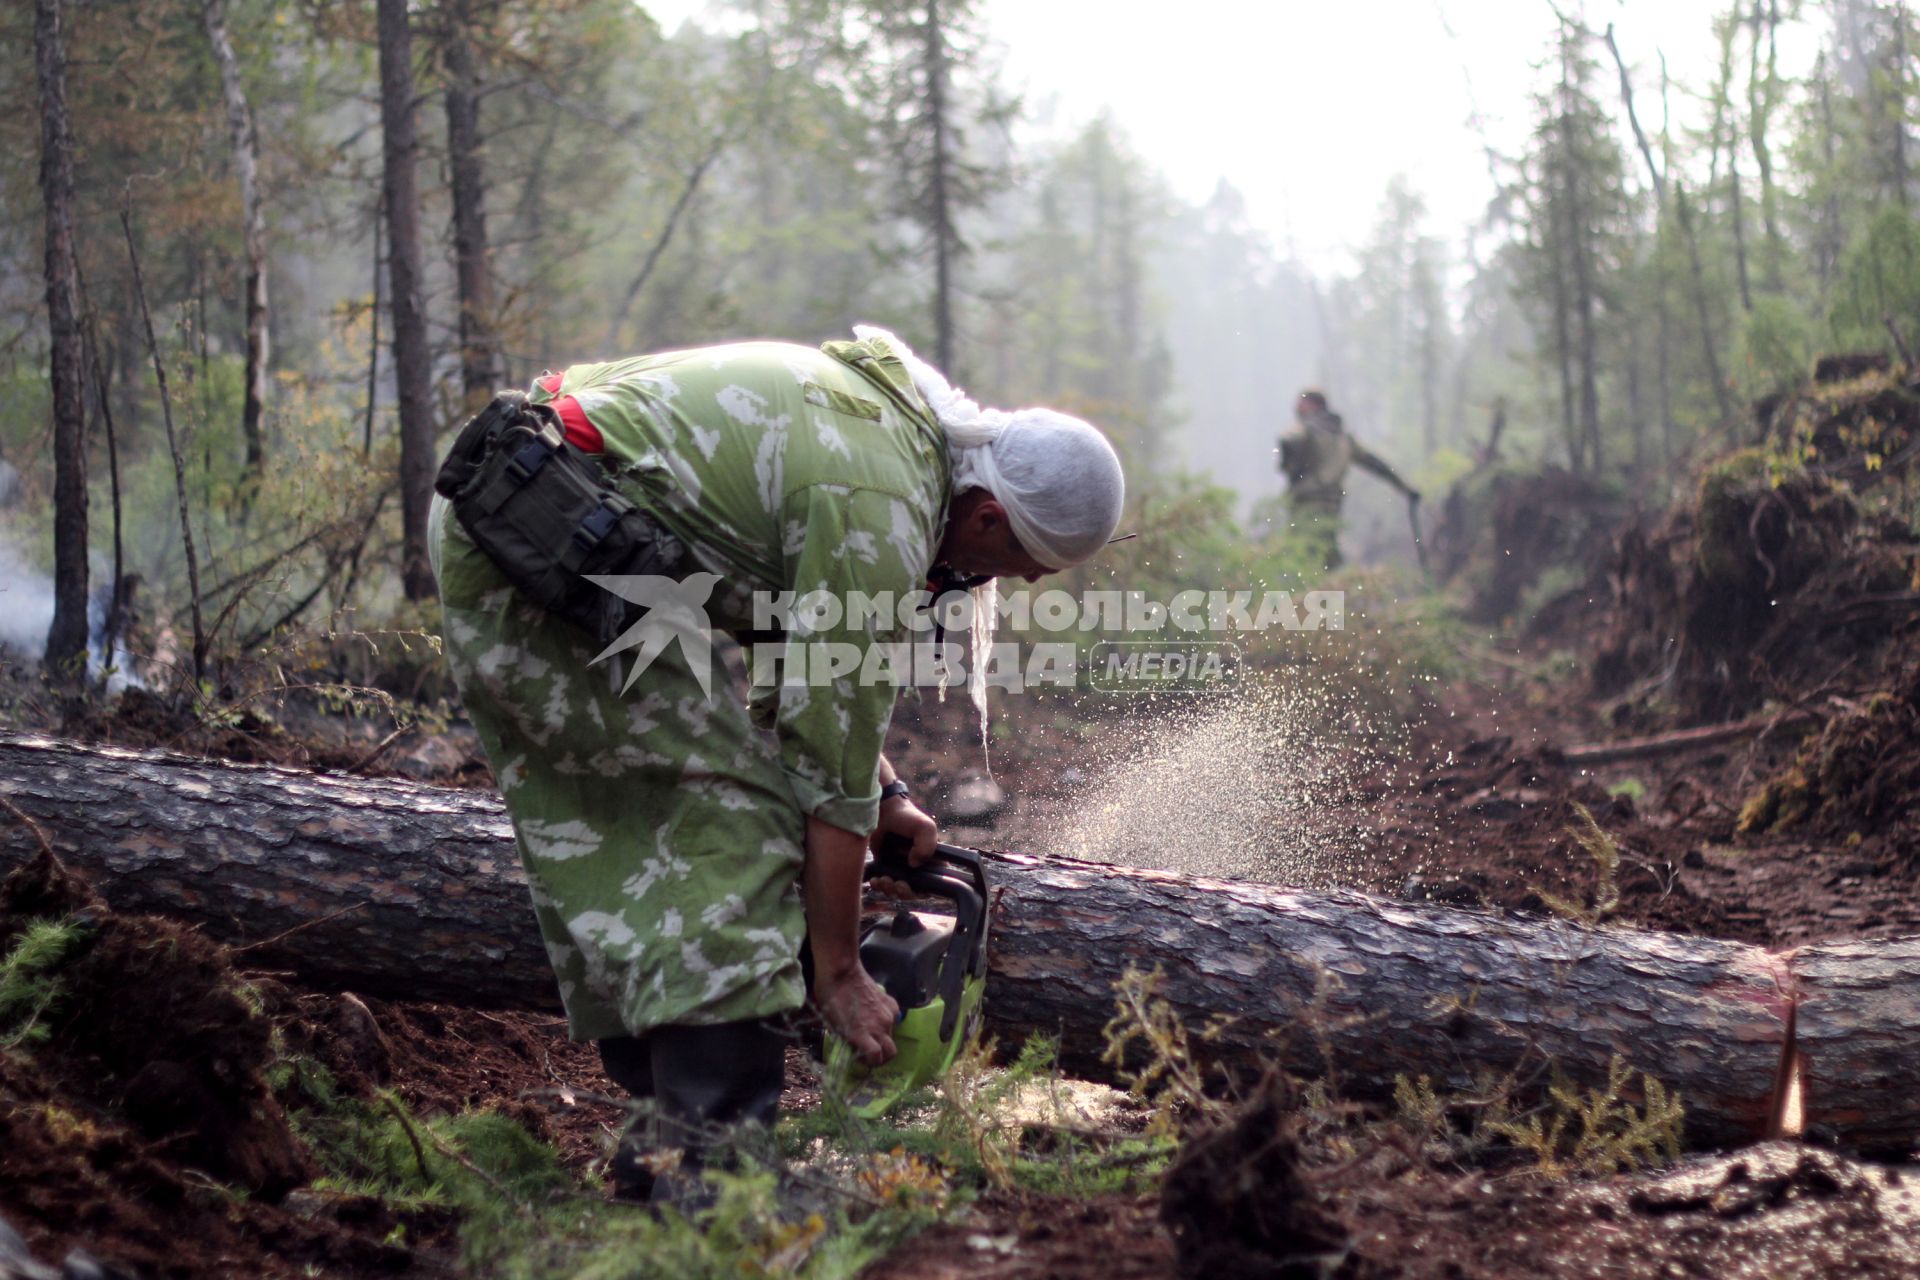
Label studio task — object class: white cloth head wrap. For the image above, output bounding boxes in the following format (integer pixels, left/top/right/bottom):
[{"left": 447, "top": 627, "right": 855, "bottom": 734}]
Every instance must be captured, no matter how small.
[{"left": 852, "top": 326, "right": 1125, "bottom": 569}]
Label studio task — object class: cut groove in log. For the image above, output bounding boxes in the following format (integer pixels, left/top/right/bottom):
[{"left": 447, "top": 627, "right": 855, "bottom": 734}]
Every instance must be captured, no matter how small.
[{"left": 0, "top": 733, "right": 1910, "bottom": 1152}]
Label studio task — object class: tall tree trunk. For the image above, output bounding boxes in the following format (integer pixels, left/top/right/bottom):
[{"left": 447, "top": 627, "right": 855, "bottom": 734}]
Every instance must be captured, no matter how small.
[
  {"left": 1728, "top": 145, "right": 1753, "bottom": 314},
  {"left": 1039, "top": 184, "right": 1063, "bottom": 391},
  {"left": 603, "top": 136, "right": 724, "bottom": 352},
  {"left": 123, "top": 207, "right": 208, "bottom": 685},
  {"left": 1746, "top": 0, "right": 1784, "bottom": 293},
  {"left": 202, "top": 0, "right": 269, "bottom": 473},
  {"left": 1625, "top": 319, "right": 1644, "bottom": 475},
  {"left": 1656, "top": 226, "right": 1674, "bottom": 468},
  {"left": 1675, "top": 184, "right": 1737, "bottom": 428},
  {"left": 440, "top": 0, "right": 499, "bottom": 415},
  {"left": 1114, "top": 176, "right": 1141, "bottom": 410},
  {"left": 1815, "top": 56, "right": 1844, "bottom": 293},
  {"left": 363, "top": 196, "right": 383, "bottom": 457},
  {"left": 1707, "top": 8, "right": 1751, "bottom": 312},
  {"left": 923, "top": 0, "right": 955, "bottom": 374},
  {"left": 1603, "top": 26, "right": 1673, "bottom": 469},
  {"left": 378, "top": 0, "right": 439, "bottom": 601},
  {"left": 35, "top": 0, "right": 89, "bottom": 685},
  {"left": 1547, "top": 208, "right": 1578, "bottom": 472},
  {"left": 1894, "top": 2, "right": 1913, "bottom": 210},
  {"left": 1568, "top": 133, "right": 1602, "bottom": 475},
  {"left": 1419, "top": 306, "right": 1438, "bottom": 458},
  {"left": 511, "top": 114, "right": 559, "bottom": 385}
]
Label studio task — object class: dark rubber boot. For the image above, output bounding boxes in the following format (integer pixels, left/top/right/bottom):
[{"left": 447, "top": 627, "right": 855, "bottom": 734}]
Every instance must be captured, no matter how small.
[
  {"left": 598, "top": 1034, "right": 657, "bottom": 1201},
  {"left": 645, "top": 1020, "right": 788, "bottom": 1211}
]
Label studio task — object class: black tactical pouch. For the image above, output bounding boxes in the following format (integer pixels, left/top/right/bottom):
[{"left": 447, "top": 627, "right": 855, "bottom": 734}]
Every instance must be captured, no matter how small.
[
  {"left": 434, "top": 392, "right": 688, "bottom": 643},
  {"left": 1278, "top": 435, "right": 1305, "bottom": 483}
]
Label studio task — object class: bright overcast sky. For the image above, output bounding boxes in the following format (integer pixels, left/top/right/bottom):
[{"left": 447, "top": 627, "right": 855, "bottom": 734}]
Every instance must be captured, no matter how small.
[{"left": 647, "top": 0, "right": 1827, "bottom": 273}]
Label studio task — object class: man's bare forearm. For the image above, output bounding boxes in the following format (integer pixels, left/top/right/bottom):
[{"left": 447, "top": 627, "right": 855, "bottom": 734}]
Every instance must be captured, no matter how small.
[{"left": 803, "top": 814, "right": 869, "bottom": 980}]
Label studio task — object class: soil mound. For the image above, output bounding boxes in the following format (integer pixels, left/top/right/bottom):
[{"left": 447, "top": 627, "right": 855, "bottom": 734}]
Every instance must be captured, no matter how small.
[
  {"left": 0, "top": 852, "right": 312, "bottom": 1198},
  {"left": 49, "top": 686, "right": 493, "bottom": 789},
  {"left": 1738, "top": 659, "right": 1920, "bottom": 839},
  {"left": 1159, "top": 1079, "right": 1370, "bottom": 1280},
  {"left": 1591, "top": 445, "right": 1918, "bottom": 726},
  {"left": 0, "top": 851, "right": 412, "bottom": 1277}
]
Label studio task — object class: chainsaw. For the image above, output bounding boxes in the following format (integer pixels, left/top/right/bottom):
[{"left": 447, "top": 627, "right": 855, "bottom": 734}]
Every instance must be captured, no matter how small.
[{"left": 825, "top": 838, "right": 991, "bottom": 1118}]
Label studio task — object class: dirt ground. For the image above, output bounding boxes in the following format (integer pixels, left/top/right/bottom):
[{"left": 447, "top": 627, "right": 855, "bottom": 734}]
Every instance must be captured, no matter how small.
[{"left": 5, "top": 442, "right": 1920, "bottom": 1276}]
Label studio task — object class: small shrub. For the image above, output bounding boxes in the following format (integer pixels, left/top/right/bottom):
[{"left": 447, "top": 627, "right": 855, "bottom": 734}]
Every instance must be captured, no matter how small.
[
  {"left": 1534, "top": 802, "right": 1622, "bottom": 925},
  {"left": 0, "top": 918, "right": 86, "bottom": 1048},
  {"left": 1486, "top": 1055, "right": 1684, "bottom": 1178}
]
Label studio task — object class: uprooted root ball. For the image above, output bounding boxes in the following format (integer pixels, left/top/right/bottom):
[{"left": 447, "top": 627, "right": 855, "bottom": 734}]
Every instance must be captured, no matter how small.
[
  {"left": 1739, "top": 663, "right": 1920, "bottom": 836},
  {"left": 1158, "top": 1078, "right": 1370, "bottom": 1280},
  {"left": 0, "top": 853, "right": 314, "bottom": 1199}
]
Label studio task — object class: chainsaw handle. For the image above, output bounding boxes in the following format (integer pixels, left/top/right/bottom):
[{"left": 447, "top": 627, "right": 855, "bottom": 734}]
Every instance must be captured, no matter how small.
[
  {"left": 864, "top": 861, "right": 976, "bottom": 905},
  {"left": 868, "top": 835, "right": 992, "bottom": 1045},
  {"left": 867, "top": 840, "right": 986, "bottom": 930},
  {"left": 872, "top": 833, "right": 984, "bottom": 876}
]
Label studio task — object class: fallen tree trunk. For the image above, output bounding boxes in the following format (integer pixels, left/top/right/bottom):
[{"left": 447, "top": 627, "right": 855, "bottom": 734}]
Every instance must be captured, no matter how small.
[{"left": 0, "top": 732, "right": 1887, "bottom": 1150}]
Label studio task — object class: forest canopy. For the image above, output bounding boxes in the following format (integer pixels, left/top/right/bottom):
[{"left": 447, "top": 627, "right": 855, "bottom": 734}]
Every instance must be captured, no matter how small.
[{"left": 4, "top": 0, "right": 1920, "bottom": 675}]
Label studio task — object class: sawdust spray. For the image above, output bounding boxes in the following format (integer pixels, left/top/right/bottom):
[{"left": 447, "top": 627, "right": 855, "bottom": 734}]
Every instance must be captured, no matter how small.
[{"left": 1009, "top": 672, "right": 1398, "bottom": 886}]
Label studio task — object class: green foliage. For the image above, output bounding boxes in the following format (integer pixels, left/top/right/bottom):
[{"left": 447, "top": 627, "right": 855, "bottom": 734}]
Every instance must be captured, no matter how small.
[
  {"left": 1391, "top": 1073, "right": 1449, "bottom": 1145},
  {"left": 295, "top": 1089, "right": 915, "bottom": 1278},
  {"left": 1739, "top": 296, "right": 1818, "bottom": 395},
  {"left": 1394, "top": 1054, "right": 1684, "bottom": 1179},
  {"left": 1829, "top": 206, "right": 1920, "bottom": 353},
  {"left": 1099, "top": 965, "right": 1219, "bottom": 1121},
  {"left": 787, "top": 1032, "right": 1170, "bottom": 1202},
  {"left": 1485, "top": 1056, "right": 1684, "bottom": 1178},
  {"left": 0, "top": 919, "right": 86, "bottom": 1049},
  {"left": 1533, "top": 802, "right": 1623, "bottom": 925},
  {"left": 288, "top": 1030, "right": 1168, "bottom": 1279}
]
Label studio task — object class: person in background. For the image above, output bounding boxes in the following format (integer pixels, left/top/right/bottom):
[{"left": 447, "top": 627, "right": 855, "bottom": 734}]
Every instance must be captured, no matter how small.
[{"left": 1277, "top": 389, "right": 1420, "bottom": 571}]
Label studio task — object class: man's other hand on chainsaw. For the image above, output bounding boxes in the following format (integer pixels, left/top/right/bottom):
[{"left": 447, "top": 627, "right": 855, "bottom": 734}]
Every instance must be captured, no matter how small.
[
  {"left": 871, "top": 759, "right": 936, "bottom": 901},
  {"left": 869, "top": 791, "right": 938, "bottom": 899},
  {"left": 815, "top": 964, "right": 899, "bottom": 1065}
]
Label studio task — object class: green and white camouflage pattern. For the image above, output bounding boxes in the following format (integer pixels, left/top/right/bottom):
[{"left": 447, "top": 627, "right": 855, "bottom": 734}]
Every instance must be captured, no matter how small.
[{"left": 433, "top": 334, "right": 951, "bottom": 1039}]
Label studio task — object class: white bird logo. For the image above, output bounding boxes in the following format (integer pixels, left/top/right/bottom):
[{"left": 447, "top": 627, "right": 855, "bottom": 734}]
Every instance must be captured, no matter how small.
[{"left": 584, "top": 572, "right": 722, "bottom": 698}]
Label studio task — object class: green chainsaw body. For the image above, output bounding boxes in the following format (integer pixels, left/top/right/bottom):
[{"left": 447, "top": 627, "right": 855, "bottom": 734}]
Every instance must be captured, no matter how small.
[{"left": 831, "top": 842, "right": 991, "bottom": 1118}]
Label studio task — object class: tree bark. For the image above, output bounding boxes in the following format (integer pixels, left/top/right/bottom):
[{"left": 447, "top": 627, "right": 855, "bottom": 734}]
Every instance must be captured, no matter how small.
[
  {"left": 122, "top": 208, "right": 208, "bottom": 684},
  {"left": 377, "top": 0, "right": 439, "bottom": 601},
  {"left": 35, "top": 0, "right": 90, "bottom": 684},
  {"left": 923, "top": 0, "right": 955, "bottom": 374},
  {"left": 1674, "top": 184, "right": 1737, "bottom": 429},
  {"left": 440, "top": 0, "right": 500, "bottom": 415},
  {"left": 0, "top": 734, "right": 1883, "bottom": 1151},
  {"left": 1788, "top": 935, "right": 1920, "bottom": 1155},
  {"left": 202, "top": 0, "right": 269, "bottom": 473}
]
